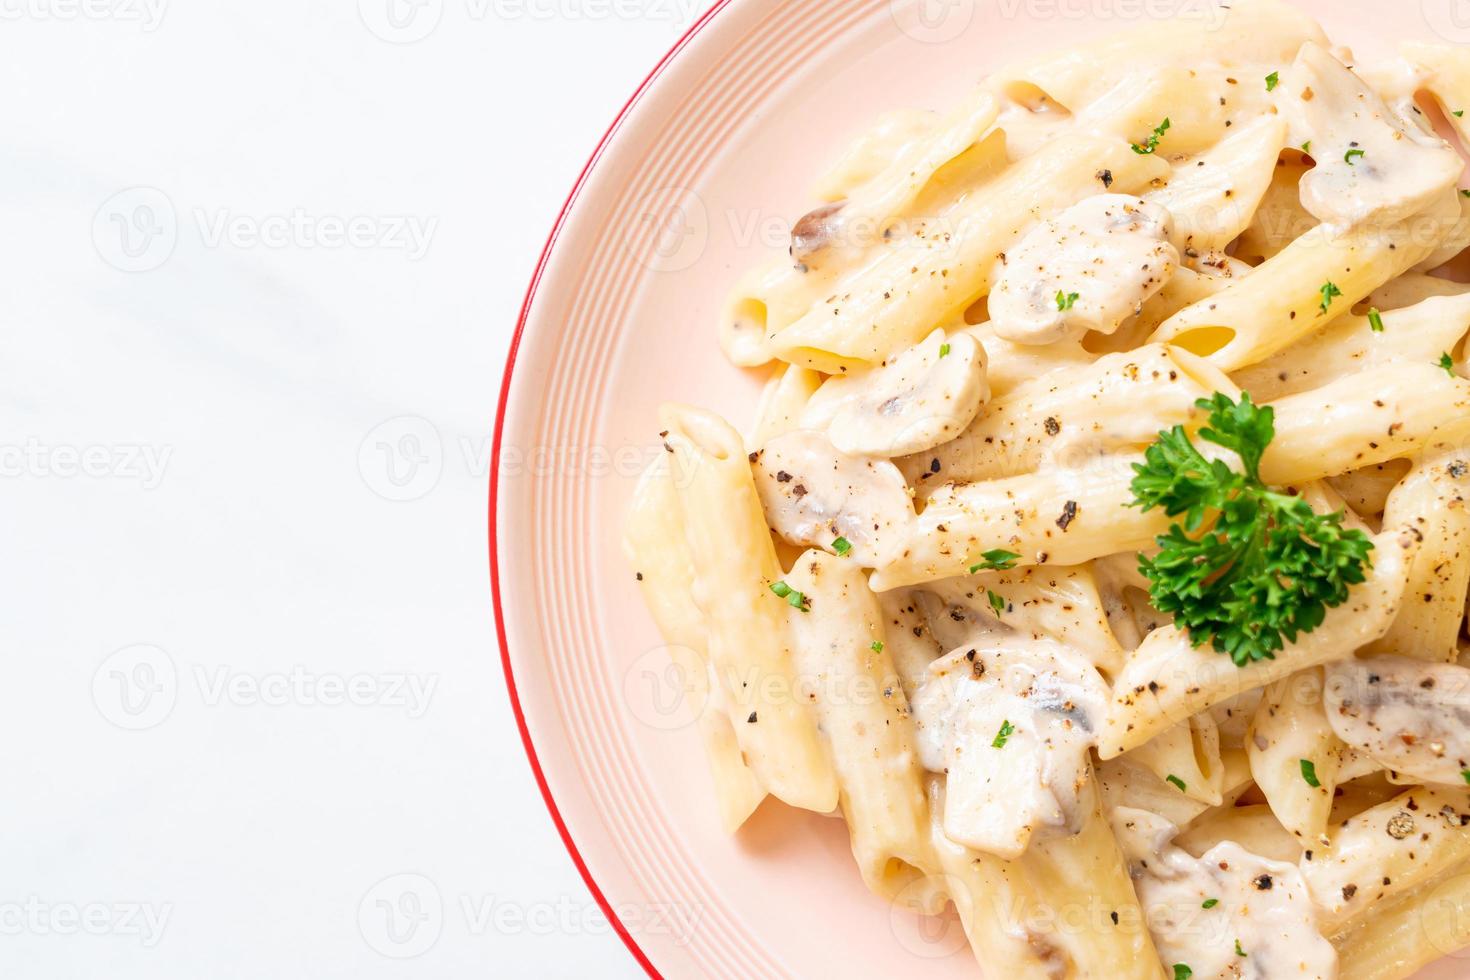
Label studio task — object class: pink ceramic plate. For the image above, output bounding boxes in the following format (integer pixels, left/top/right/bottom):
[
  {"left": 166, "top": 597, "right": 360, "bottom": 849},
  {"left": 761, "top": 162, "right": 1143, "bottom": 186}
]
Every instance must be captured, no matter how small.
[{"left": 493, "top": 2, "right": 1470, "bottom": 976}]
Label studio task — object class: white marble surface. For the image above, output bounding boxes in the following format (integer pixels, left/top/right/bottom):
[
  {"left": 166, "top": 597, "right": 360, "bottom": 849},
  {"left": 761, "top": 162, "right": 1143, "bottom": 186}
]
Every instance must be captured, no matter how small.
[{"left": 0, "top": 2, "right": 712, "bottom": 976}]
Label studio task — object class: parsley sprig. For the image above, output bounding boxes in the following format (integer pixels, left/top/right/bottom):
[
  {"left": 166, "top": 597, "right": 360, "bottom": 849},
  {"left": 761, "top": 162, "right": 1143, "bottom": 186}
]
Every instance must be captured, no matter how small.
[{"left": 1129, "top": 393, "right": 1375, "bottom": 665}]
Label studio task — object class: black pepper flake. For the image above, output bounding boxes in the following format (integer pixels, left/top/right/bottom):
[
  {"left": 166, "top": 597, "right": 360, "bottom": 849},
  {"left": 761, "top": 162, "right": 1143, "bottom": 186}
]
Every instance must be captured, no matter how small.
[
  {"left": 747, "top": 712, "right": 758, "bottom": 724},
  {"left": 1056, "top": 500, "right": 1078, "bottom": 531},
  {"left": 1044, "top": 417, "right": 1060, "bottom": 437},
  {"left": 747, "top": 451, "right": 758, "bottom": 463},
  {"left": 635, "top": 572, "right": 643, "bottom": 581},
  {"left": 1387, "top": 812, "right": 1415, "bottom": 839},
  {"left": 1109, "top": 911, "right": 1119, "bottom": 925},
  {"left": 930, "top": 458, "right": 941, "bottom": 474},
  {"left": 1097, "top": 169, "right": 1114, "bottom": 188},
  {"left": 792, "top": 484, "right": 808, "bottom": 498},
  {"left": 775, "top": 470, "right": 793, "bottom": 483},
  {"left": 1342, "top": 884, "right": 1357, "bottom": 900},
  {"left": 1253, "top": 874, "right": 1273, "bottom": 891}
]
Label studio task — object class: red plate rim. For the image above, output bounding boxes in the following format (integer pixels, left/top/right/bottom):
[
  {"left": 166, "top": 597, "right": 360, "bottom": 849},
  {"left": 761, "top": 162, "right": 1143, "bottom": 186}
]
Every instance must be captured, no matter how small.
[{"left": 488, "top": 3, "right": 737, "bottom": 977}]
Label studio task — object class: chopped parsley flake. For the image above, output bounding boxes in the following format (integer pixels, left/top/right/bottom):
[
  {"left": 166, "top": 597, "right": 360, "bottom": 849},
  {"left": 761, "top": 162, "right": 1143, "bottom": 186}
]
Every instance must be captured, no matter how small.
[
  {"left": 1265, "top": 71, "right": 1279, "bottom": 91},
  {"left": 1201, "top": 898, "right": 1219, "bottom": 909},
  {"left": 770, "top": 581, "right": 809, "bottom": 611},
  {"left": 1368, "top": 308, "right": 1384, "bottom": 333},
  {"left": 1173, "top": 965, "right": 1193, "bottom": 980},
  {"left": 1056, "top": 290, "right": 1080, "bottom": 311},
  {"left": 1441, "top": 352, "right": 1457, "bottom": 377},
  {"left": 1235, "top": 939, "right": 1247, "bottom": 957},
  {"left": 1301, "top": 759, "right": 1321, "bottom": 788},
  {"left": 1166, "top": 774, "right": 1187, "bottom": 792},
  {"left": 1319, "top": 281, "right": 1342, "bottom": 315},
  {"left": 1302, "top": 140, "right": 1312, "bottom": 154},
  {"left": 1131, "top": 117, "right": 1171, "bottom": 155},
  {"left": 969, "top": 549, "right": 1021, "bottom": 574},
  {"left": 871, "top": 640, "right": 884, "bottom": 653},
  {"left": 992, "top": 720, "right": 1014, "bottom": 749},
  {"left": 832, "top": 536, "right": 853, "bottom": 556},
  {"left": 1456, "top": 110, "right": 1466, "bottom": 118},
  {"left": 988, "top": 589, "right": 1006, "bottom": 615},
  {"left": 1345, "top": 147, "right": 1365, "bottom": 165},
  {"left": 939, "top": 342, "right": 952, "bottom": 357}
]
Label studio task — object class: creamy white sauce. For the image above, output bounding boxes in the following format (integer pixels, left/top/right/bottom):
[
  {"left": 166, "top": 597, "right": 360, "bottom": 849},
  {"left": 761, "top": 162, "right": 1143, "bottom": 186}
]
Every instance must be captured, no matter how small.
[
  {"left": 799, "top": 329, "right": 989, "bottom": 458},
  {"left": 912, "top": 639, "right": 1107, "bottom": 859},
  {"left": 1281, "top": 42, "right": 1461, "bottom": 230},
  {"left": 751, "top": 430, "right": 913, "bottom": 567},
  {"left": 1323, "top": 656, "right": 1470, "bottom": 786},
  {"left": 1112, "top": 807, "right": 1338, "bottom": 979},
  {"left": 989, "top": 194, "right": 1178, "bottom": 346}
]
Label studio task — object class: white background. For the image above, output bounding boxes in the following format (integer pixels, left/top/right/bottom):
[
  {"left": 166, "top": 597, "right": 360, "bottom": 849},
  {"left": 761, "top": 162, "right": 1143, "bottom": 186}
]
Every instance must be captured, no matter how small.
[{"left": 0, "top": 0, "right": 714, "bottom": 975}]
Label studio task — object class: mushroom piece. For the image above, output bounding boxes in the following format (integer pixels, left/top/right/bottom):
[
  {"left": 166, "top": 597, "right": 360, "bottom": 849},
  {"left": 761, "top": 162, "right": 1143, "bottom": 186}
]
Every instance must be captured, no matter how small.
[
  {"left": 1110, "top": 807, "right": 1338, "bottom": 979},
  {"left": 988, "top": 194, "right": 1179, "bottom": 346},
  {"left": 911, "top": 638, "right": 1108, "bottom": 859},
  {"left": 751, "top": 430, "right": 914, "bottom": 567},
  {"left": 1323, "top": 656, "right": 1470, "bottom": 787},
  {"left": 800, "top": 329, "right": 988, "bottom": 458},
  {"left": 1281, "top": 42, "right": 1462, "bottom": 231}
]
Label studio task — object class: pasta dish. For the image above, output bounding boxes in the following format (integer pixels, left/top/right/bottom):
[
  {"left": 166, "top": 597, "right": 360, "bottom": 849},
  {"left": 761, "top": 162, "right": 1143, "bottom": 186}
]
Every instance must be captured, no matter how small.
[{"left": 623, "top": 2, "right": 1470, "bottom": 976}]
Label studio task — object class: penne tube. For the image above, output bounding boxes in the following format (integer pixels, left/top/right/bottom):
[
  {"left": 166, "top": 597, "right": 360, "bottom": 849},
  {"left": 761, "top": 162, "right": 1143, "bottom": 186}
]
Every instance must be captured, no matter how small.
[
  {"left": 768, "top": 135, "right": 1168, "bottom": 373},
  {"left": 1150, "top": 194, "right": 1461, "bottom": 371},
  {"left": 987, "top": 0, "right": 1324, "bottom": 116},
  {"left": 1246, "top": 668, "right": 1345, "bottom": 846},
  {"left": 876, "top": 589, "right": 942, "bottom": 701},
  {"left": 1332, "top": 862, "right": 1470, "bottom": 980},
  {"left": 1304, "top": 786, "right": 1470, "bottom": 933},
  {"left": 923, "top": 777, "right": 1059, "bottom": 980},
  {"left": 661, "top": 405, "right": 839, "bottom": 813},
  {"left": 906, "top": 344, "right": 1234, "bottom": 486},
  {"left": 1123, "top": 713, "right": 1223, "bottom": 807},
  {"left": 748, "top": 362, "right": 823, "bottom": 448},
  {"left": 917, "top": 564, "right": 1126, "bottom": 677},
  {"left": 783, "top": 551, "right": 933, "bottom": 899},
  {"left": 1232, "top": 158, "right": 1315, "bottom": 264},
  {"left": 623, "top": 455, "right": 766, "bottom": 832},
  {"left": 1144, "top": 114, "right": 1288, "bottom": 255},
  {"left": 1364, "top": 419, "right": 1470, "bottom": 662},
  {"left": 1018, "top": 780, "right": 1165, "bottom": 980},
  {"left": 1259, "top": 361, "right": 1470, "bottom": 486},
  {"left": 1098, "top": 527, "right": 1419, "bottom": 757},
  {"left": 871, "top": 451, "right": 1168, "bottom": 591},
  {"left": 1174, "top": 804, "right": 1302, "bottom": 865},
  {"left": 1232, "top": 293, "right": 1470, "bottom": 402}
]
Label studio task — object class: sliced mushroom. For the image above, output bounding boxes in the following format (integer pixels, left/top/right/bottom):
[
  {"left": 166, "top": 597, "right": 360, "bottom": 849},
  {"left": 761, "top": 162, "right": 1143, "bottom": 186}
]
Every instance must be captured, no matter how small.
[
  {"left": 789, "top": 200, "right": 847, "bottom": 269},
  {"left": 1323, "top": 656, "right": 1470, "bottom": 787},
  {"left": 988, "top": 194, "right": 1179, "bottom": 346},
  {"left": 799, "top": 329, "right": 988, "bottom": 458},
  {"left": 751, "top": 430, "right": 914, "bottom": 567},
  {"left": 1281, "top": 42, "right": 1462, "bottom": 230},
  {"left": 911, "top": 638, "right": 1107, "bottom": 859},
  {"left": 1110, "top": 807, "right": 1337, "bottom": 979}
]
